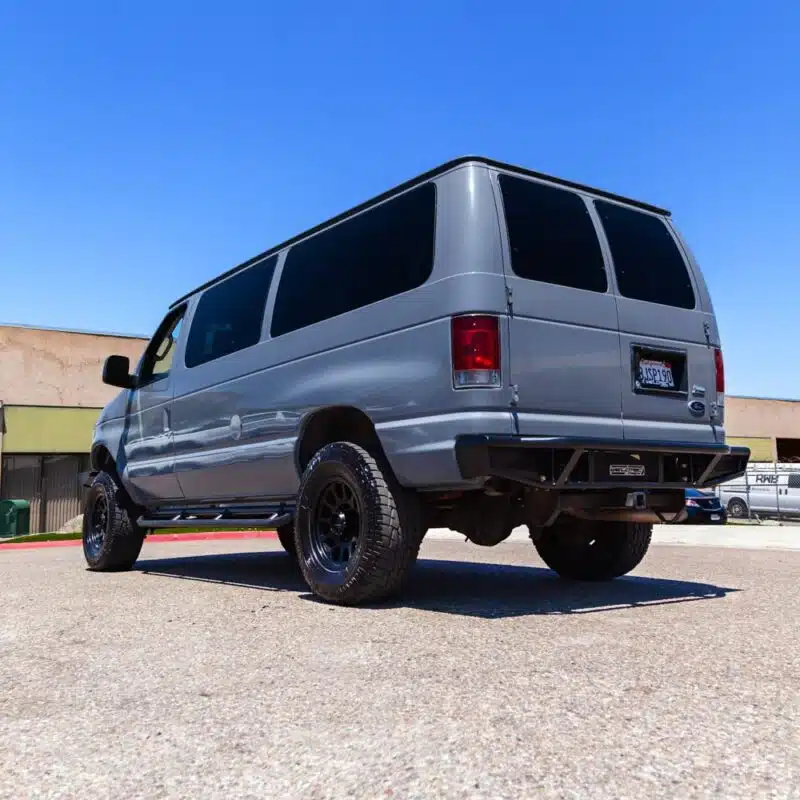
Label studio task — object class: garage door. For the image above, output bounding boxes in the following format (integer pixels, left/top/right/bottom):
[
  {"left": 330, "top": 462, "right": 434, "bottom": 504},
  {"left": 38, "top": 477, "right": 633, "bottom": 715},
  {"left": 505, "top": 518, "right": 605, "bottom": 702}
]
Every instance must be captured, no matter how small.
[
  {"left": 0, "top": 455, "right": 43, "bottom": 532},
  {"left": 1, "top": 454, "right": 89, "bottom": 533}
]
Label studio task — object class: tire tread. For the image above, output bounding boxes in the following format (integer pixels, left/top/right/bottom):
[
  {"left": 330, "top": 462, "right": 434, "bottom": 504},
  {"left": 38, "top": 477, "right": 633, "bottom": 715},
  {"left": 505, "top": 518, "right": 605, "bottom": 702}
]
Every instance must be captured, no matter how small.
[
  {"left": 532, "top": 520, "right": 652, "bottom": 581},
  {"left": 276, "top": 522, "right": 297, "bottom": 559},
  {"left": 83, "top": 471, "right": 144, "bottom": 571},
  {"left": 296, "top": 442, "right": 422, "bottom": 605}
]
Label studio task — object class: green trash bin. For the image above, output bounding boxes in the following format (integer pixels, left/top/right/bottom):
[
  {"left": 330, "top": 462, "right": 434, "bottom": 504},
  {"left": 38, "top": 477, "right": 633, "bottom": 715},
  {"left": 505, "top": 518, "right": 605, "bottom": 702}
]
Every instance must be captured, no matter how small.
[{"left": 0, "top": 499, "right": 31, "bottom": 538}]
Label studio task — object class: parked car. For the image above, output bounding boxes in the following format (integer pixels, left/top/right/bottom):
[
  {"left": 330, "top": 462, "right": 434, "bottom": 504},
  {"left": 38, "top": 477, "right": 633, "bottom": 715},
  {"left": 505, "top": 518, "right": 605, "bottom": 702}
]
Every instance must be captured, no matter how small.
[
  {"left": 683, "top": 488, "right": 727, "bottom": 524},
  {"left": 82, "top": 156, "right": 750, "bottom": 605}
]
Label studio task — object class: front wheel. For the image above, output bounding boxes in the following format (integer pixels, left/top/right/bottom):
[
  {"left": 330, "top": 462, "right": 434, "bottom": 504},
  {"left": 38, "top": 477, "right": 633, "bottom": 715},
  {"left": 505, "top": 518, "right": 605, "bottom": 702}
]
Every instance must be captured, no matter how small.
[
  {"left": 295, "top": 442, "right": 423, "bottom": 605},
  {"left": 531, "top": 519, "right": 652, "bottom": 581},
  {"left": 83, "top": 471, "right": 145, "bottom": 571}
]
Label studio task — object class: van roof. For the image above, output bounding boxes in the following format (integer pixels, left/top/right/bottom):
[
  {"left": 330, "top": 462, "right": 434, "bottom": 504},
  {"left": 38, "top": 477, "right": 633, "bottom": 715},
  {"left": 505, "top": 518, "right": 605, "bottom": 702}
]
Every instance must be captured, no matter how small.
[{"left": 170, "top": 155, "right": 671, "bottom": 308}]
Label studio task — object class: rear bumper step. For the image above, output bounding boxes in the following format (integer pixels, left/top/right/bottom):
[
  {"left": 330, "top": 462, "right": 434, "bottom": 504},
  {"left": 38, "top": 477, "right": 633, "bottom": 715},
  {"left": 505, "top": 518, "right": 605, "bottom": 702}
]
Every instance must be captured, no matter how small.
[{"left": 455, "top": 434, "right": 750, "bottom": 490}]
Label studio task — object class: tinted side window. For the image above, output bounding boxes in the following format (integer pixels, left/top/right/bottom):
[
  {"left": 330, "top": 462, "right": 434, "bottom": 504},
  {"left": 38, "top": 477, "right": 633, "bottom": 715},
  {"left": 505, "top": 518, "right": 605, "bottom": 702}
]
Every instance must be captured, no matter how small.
[
  {"left": 498, "top": 173, "right": 607, "bottom": 293},
  {"left": 270, "top": 183, "right": 436, "bottom": 338},
  {"left": 594, "top": 201, "right": 695, "bottom": 309},
  {"left": 185, "top": 255, "right": 278, "bottom": 368}
]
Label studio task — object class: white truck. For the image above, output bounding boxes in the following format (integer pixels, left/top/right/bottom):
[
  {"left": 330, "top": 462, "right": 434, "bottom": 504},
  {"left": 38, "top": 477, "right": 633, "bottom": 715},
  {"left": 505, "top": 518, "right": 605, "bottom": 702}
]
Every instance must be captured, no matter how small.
[{"left": 716, "top": 463, "right": 800, "bottom": 519}]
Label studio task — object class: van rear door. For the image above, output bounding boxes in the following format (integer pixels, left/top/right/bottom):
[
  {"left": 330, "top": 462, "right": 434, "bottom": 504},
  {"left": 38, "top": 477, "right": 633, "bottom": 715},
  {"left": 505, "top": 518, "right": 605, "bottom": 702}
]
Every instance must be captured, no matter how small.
[
  {"left": 494, "top": 172, "right": 625, "bottom": 440},
  {"left": 592, "top": 200, "right": 720, "bottom": 444}
]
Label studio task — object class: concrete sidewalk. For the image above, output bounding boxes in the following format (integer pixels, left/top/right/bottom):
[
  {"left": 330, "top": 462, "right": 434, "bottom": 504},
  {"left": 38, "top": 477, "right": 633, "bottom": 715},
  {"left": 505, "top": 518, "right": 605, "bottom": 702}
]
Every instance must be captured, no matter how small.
[{"left": 427, "top": 524, "right": 800, "bottom": 551}]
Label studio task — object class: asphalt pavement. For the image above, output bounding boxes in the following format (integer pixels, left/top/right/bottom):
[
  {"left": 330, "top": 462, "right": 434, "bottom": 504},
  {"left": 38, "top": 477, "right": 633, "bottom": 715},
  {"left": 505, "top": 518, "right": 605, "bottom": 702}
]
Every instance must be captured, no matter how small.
[{"left": 1, "top": 533, "right": 798, "bottom": 799}]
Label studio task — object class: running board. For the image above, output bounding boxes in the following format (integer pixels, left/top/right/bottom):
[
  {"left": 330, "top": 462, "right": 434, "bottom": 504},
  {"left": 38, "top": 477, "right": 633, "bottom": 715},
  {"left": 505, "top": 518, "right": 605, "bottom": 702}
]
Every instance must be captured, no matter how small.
[{"left": 137, "top": 506, "right": 294, "bottom": 530}]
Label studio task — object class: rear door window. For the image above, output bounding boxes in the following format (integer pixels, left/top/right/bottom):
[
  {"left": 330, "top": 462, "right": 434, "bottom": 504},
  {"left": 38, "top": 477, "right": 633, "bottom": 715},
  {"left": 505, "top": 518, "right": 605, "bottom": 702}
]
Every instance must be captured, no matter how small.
[
  {"left": 594, "top": 200, "right": 696, "bottom": 309},
  {"left": 184, "top": 255, "right": 278, "bottom": 368},
  {"left": 498, "top": 173, "right": 608, "bottom": 293},
  {"left": 271, "top": 183, "right": 436, "bottom": 338}
]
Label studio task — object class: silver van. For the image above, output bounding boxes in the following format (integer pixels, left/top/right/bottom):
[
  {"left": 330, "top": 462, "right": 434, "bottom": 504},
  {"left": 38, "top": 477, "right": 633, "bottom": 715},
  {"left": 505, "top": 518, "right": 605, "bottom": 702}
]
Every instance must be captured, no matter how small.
[{"left": 83, "top": 156, "right": 749, "bottom": 605}]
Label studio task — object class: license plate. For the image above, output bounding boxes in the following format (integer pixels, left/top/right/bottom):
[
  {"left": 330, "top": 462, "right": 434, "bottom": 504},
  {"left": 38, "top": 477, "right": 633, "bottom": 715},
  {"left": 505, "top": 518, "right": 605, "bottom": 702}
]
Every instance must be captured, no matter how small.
[
  {"left": 710, "top": 514, "right": 720, "bottom": 520},
  {"left": 638, "top": 359, "right": 675, "bottom": 390}
]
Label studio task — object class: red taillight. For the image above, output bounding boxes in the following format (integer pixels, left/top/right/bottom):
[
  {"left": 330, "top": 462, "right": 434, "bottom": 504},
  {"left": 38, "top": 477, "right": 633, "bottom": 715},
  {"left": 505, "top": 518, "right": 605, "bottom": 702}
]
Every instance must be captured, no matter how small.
[
  {"left": 451, "top": 315, "right": 501, "bottom": 388},
  {"left": 714, "top": 348, "right": 725, "bottom": 394}
]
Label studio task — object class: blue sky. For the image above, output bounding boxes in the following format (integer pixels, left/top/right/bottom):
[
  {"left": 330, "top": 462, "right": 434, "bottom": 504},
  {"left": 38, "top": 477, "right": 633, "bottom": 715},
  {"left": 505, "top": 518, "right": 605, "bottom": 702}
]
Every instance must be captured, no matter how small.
[{"left": 1, "top": 0, "right": 798, "bottom": 398}]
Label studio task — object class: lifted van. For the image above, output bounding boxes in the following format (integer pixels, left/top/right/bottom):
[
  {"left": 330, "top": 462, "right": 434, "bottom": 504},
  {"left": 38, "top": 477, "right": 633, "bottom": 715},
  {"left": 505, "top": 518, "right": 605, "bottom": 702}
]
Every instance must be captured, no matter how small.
[{"left": 83, "top": 156, "right": 750, "bottom": 605}]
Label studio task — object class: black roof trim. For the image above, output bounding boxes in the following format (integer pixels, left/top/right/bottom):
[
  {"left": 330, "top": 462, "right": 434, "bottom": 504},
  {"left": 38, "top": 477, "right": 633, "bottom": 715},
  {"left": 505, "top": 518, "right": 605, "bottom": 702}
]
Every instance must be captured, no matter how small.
[{"left": 170, "top": 155, "right": 670, "bottom": 308}]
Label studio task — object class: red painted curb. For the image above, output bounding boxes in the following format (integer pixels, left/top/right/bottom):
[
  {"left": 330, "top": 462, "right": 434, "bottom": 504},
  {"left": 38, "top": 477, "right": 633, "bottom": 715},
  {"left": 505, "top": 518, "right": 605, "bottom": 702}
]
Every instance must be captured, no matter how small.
[
  {"left": 0, "top": 530, "right": 277, "bottom": 551},
  {"left": 0, "top": 539, "right": 82, "bottom": 550}
]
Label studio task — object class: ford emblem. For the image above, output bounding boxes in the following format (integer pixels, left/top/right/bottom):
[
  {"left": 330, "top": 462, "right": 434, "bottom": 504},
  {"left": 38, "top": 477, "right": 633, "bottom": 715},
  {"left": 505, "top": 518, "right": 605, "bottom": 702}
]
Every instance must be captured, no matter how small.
[{"left": 688, "top": 400, "right": 706, "bottom": 416}]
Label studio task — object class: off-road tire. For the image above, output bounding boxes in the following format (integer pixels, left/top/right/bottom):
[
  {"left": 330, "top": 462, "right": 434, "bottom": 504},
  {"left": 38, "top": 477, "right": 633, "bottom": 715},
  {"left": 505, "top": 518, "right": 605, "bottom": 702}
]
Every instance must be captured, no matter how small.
[
  {"left": 295, "top": 442, "right": 423, "bottom": 605},
  {"left": 727, "top": 498, "right": 748, "bottom": 519},
  {"left": 82, "top": 471, "right": 145, "bottom": 571},
  {"left": 276, "top": 522, "right": 297, "bottom": 559},
  {"left": 532, "top": 519, "right": 652, "bottom": 581}
]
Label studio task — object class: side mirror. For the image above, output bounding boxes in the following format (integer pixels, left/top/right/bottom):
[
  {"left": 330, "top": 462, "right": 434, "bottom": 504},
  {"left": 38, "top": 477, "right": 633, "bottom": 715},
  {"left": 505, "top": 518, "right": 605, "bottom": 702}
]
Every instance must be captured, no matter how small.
[{"left": 102, "top": 355, "right": 137, "bottom": 389}]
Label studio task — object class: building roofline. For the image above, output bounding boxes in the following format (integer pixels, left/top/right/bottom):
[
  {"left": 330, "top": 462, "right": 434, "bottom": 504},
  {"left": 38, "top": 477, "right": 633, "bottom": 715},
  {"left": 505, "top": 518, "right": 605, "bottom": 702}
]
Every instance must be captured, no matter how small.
[
  {"left": 0, "top": 403, "right": 105, "bottom": 409},
  {"left": 728, "top": 394, "right": 800, "bottom": 404},
  {"left": 169, "top": 155, "right": 671, "bottom": 308},
  {"left": 0, "top": 322, "right": 149, "bottom": 340}
]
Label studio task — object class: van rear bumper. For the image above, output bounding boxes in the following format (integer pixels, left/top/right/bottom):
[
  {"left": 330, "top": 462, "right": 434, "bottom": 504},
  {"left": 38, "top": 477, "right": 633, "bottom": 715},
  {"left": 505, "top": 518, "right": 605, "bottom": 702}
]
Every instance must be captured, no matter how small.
[{"left": 454, "top": 434, "right": 750, "bottom": 490}]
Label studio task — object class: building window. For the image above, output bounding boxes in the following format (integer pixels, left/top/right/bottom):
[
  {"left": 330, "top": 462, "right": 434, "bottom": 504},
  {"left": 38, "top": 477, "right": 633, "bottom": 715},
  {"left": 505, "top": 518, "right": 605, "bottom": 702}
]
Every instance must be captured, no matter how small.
[{"left": 777, "top": 438, "right": 800, "bottom": 463}]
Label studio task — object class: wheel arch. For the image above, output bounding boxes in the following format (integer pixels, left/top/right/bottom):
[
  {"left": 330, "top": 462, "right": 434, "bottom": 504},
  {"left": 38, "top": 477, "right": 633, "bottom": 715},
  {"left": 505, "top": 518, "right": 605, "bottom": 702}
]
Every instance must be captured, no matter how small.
[
  {"left": 295, "top": 406, "right": 394, "bottom": 478},
  {"left": 90, "top": 444, "right": 120, "bottom": 481}
]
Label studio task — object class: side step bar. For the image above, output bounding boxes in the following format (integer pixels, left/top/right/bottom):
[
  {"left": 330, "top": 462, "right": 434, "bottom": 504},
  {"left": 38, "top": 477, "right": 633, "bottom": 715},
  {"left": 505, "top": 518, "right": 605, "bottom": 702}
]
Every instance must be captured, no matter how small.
[{"left": 137, "top": 504, "right": 294, "bottom": 531}]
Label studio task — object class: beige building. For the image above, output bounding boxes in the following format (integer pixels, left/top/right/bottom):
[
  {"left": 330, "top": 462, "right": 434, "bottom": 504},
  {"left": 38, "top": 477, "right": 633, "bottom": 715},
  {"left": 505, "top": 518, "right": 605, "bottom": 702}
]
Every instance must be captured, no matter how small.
[
  {"left": 0, "top": 324, "right": 147, "bottom": 532},
  {"left": 1, "top": 322, "right": 798, "bottom": 531},
  {"left": 726, "top": 396, "right": 800, "bottom": 463}
]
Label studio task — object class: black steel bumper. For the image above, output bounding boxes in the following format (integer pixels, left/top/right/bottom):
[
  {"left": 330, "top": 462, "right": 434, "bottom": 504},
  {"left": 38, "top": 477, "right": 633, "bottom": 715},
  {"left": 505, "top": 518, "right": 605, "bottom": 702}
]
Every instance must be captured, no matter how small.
[{"left": 455, "top": 435, "right": 750, "bottom": 490}]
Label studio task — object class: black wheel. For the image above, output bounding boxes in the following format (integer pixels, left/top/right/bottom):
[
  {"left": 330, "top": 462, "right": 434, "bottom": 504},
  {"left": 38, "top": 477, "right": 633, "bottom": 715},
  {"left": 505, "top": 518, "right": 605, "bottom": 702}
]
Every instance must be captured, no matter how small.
[
  {"left": 82, "top": 471, "right": 145, "bottom": 571},
  {"left": 276, "top": 522, "right": 297, "bottom": 559},
  {"left": 295, "top": 442, "right": 423, "bottom": 605},
  {"left": 727, "top": 498, "right": 748, "bottom": 518},
  {"left": 532, "top": 519, "right": 652, "bottom": 581}
]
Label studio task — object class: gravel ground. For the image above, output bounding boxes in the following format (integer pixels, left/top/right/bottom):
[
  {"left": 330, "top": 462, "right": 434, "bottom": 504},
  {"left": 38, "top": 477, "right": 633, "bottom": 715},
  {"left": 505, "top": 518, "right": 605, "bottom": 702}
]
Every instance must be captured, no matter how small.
[{"left": 1, "top": 536, "right": 798, "bottom": 799}]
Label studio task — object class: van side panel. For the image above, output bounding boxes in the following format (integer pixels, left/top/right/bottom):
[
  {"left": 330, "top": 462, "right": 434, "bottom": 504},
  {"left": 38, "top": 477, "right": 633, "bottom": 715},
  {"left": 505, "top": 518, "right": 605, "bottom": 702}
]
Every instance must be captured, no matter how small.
[{"left": 168, "top": 165, "right": 513, "bottom": 502}]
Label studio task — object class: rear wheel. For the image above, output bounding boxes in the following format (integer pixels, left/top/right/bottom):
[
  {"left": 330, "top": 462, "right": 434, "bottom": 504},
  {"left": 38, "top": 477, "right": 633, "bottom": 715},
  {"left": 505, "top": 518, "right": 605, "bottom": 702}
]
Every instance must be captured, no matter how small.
[
  {"left": 295, "top": 442, "right": 423, "bottom": 605},
  {"left": 532, "top": 518, "right": 652, "bottom": 581},
  {"left": 82, "top": 471, "right": 145, "bottom": 571},
  {"left": 727, "top": 498, "right": 748, "bottom": 518}
]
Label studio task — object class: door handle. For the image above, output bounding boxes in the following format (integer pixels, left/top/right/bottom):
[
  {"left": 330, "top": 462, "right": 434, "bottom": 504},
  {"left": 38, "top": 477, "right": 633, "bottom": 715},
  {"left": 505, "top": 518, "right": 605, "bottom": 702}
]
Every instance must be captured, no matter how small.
[{"left": 162, "top": 408, "right": 170, "bottom": 433}]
